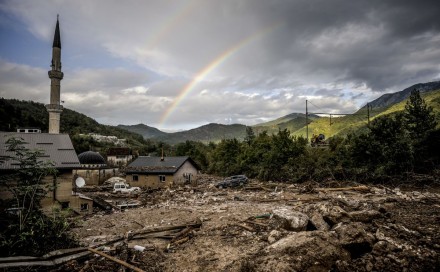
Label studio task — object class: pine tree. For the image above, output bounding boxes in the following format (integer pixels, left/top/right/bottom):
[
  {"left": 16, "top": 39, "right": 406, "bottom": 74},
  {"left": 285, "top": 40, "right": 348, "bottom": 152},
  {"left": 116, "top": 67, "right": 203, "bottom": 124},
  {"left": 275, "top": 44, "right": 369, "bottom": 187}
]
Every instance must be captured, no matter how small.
[{"left": 403, "top": 89, "right": 437, "bottom": 140}]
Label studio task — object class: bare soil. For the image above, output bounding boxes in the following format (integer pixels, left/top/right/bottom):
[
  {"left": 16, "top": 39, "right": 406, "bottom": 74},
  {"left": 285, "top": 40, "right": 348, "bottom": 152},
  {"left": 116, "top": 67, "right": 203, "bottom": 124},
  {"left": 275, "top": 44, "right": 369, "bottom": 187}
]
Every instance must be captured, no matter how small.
[{"left": 62, "top": 176, "right": 440, "bottom": 272}]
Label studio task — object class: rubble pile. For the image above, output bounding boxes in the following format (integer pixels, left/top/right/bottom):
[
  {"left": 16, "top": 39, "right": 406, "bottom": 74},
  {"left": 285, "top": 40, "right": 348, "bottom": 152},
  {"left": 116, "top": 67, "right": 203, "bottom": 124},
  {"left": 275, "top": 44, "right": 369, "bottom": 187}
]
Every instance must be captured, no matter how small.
[{"left": 47, "top": 178, "right": 440, "bottom": 271}]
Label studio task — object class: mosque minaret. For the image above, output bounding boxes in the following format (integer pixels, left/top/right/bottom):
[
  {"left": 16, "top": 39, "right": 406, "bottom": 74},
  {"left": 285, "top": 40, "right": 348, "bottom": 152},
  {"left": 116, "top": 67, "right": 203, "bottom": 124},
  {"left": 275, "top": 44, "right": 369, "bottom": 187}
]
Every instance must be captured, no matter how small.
[{"left": 46, "top": 15, "right": 64, "bottom": 134}]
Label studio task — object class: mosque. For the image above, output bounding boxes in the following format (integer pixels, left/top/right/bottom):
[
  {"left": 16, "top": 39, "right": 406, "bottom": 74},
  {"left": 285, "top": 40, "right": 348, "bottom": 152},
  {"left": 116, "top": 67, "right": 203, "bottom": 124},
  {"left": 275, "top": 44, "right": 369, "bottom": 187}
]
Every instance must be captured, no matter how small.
[{"left": 0, "top": 17, "right": 100, "bottom": 214}]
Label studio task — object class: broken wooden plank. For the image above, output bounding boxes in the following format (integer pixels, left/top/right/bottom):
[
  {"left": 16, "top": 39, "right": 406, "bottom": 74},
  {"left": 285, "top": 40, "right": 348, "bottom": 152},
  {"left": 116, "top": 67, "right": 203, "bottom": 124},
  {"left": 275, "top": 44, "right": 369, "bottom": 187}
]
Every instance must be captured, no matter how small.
[
  {"left": 0, "top": 251, "right": 91, "bottom": 268},
  {"left": 129, "top": 220, "right": 202, "bottom": 239},
  {"left": 88, "top": 247, "right": 145, "bottom": 272},
  {"left": 317, "top": 185, "right": 370, "bottom": 192},
  {"left": 235, "top": 223, "right": 254, "bottom": 232},
  {"left": 244, "top": 220, "right": 269, "bottom": 228},
  {"left": 171, "top": 227, "right": 193, "bottom": 243}
]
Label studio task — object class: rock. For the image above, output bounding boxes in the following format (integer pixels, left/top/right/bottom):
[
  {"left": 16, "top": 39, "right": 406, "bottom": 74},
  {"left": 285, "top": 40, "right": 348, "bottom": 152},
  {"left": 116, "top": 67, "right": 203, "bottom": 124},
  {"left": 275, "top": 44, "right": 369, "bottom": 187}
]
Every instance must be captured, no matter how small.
[
  {"left": 348, "top": 210, "right": 381, "bottom": 223},
  {"left": 310, "top": 212, "right": 330, "bottom": 231},
  {"left": 334, "top": 222, "right": 375, "bottom": 258},
  {"left": 323, "top": 205, "right": 351, "bottom": 226},
  {"left": 262, "top": 231, "right": 350, "bottom": 271},
  {"left": 272, "top": 208, "right": 309, "bottom": 231},
  {"left": 267, "top": 230, "right": 283, "bottom": 244}
]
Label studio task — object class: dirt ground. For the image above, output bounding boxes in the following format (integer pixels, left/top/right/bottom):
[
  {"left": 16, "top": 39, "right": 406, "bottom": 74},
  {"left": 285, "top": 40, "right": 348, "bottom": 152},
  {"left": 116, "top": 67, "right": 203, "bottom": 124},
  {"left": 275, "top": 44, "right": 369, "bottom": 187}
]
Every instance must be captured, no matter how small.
[{"left": 61, "top": 175, "right": 440, "bottom": 272}]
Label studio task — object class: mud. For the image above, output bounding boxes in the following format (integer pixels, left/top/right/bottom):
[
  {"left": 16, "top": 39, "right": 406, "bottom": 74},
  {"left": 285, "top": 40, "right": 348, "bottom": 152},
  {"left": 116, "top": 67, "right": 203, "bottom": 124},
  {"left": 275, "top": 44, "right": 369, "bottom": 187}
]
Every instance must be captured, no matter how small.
[{"left": 64, "top": 177, "right": 440, "bottom": 271}]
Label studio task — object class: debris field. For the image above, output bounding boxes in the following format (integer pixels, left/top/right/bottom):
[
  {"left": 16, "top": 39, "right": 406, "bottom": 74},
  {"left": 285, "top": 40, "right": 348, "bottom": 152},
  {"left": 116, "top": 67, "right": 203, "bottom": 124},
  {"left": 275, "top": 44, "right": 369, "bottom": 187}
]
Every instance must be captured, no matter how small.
[{"left": 46, "top": 177, "right": 440, "bottom": 271}]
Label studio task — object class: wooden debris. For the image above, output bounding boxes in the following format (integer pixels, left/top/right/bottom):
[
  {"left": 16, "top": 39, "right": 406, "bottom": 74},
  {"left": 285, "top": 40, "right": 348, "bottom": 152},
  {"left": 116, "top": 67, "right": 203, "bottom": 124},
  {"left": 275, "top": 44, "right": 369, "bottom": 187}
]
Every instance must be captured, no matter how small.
[
  {"left": 129, "top": 220, "right": 202, "bottom": 240},
  {"left": 0, "top": 248, "right": 91, "bottom": 268},
  {"left": 317, "top": 185, "right": 370, "bottom": 192},
  {"left": 88, "top": 247, "right": 145, "bottom": 272},
  {"left": 245, "top": 220, "right": 269, "bottom": 228},
  {"left": 235, "top": 223, "right": 254, "bottom": 232}
]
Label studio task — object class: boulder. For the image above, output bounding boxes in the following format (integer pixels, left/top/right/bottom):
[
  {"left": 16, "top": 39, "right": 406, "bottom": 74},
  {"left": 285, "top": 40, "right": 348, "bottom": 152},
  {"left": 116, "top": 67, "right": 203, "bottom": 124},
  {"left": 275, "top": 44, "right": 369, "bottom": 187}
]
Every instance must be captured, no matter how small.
[
  {"left": 334, "top": 222, "right": 375, "bottom": 258},
  {"left": 261, "top": 231, "right": 350, "bottom": 271},
  {"left": 272, "top": 208, "right": 309, "bottom": 231},
  {"left": 310, "top": 212, "right": 330, "bottom": 231},
  {"left": 348, "top": 210, "right": 381, "bottom": 223}
]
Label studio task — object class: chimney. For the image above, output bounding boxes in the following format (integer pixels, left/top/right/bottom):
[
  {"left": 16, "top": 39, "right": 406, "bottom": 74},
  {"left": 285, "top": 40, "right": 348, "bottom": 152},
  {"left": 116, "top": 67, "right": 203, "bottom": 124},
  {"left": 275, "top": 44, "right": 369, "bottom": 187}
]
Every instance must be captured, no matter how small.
[{"left": 161, "top": 148, "right": 164, "bottom": 161}]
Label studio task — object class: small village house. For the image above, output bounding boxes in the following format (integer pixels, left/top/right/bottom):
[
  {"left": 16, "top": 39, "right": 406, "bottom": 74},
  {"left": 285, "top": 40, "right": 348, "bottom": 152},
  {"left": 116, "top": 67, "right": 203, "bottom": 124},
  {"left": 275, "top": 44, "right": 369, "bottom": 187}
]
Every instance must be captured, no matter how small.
[
  {"left": 0, "top": 132, "right": 93, "bottom": 214},
  {"left": 106, "top": 147, "right": 133, "bottom": 167},
  {"left": 125, "top": 156, "right": 199, "bottom": 189}
]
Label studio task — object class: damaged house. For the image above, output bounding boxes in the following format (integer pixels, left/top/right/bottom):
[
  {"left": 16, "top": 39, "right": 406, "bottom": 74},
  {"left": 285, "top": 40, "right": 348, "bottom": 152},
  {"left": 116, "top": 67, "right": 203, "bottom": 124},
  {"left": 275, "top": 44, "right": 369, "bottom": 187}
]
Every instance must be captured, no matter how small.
[
  {"left": 125, "top": 156, "right": 199, "bottom": 189},
  {"left": 106, "top": 147, "right": 133, "bottom": 167}
]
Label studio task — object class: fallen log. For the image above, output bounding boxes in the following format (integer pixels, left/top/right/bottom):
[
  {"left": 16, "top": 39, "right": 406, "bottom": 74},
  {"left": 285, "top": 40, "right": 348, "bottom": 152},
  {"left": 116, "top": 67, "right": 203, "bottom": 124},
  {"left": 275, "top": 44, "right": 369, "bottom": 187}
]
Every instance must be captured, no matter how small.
[
  {"left": 0, "top": 250, "right": 91, "bottom": 268},
  {"left": 317, "top": 185, "right": 370, "bottom": 192},
  {"left": 88, "top": 247, "right": 145, "bottom": 272},
  {"left": 129, "top": 219, "right": 202, "bottom": 239}
]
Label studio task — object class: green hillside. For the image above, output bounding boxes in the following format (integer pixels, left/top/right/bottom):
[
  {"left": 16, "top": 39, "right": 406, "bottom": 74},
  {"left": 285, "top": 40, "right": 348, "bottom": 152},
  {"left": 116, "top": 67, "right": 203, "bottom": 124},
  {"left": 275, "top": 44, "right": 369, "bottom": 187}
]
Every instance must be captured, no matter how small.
[
  {"left": 0, "top": 98, "right": 147, "bottom": 150},
  {"left": 291, "top": 89, "right": 440, "bottom": 139},
  {"left": 154, "top": 123, "right": 248, "bottom": 144}
]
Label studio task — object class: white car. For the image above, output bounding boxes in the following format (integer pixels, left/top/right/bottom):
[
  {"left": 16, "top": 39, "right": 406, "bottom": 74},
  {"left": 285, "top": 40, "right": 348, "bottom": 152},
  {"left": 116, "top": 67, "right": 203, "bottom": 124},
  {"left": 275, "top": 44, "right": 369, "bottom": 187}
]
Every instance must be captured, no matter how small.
[{"left": 113, "top": 182, "right": 141, "bottom": 194}]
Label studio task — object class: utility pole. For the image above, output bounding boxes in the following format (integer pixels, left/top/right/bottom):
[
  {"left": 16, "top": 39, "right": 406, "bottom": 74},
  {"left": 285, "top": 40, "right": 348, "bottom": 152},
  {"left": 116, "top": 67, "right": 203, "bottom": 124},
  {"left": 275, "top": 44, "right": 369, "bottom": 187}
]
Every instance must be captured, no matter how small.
[
  {"left": 367, "top": 103, "right": 370, "bottom": 126},
  {"left": 306, "top": 100, "right": 308, "bottom": 141}
]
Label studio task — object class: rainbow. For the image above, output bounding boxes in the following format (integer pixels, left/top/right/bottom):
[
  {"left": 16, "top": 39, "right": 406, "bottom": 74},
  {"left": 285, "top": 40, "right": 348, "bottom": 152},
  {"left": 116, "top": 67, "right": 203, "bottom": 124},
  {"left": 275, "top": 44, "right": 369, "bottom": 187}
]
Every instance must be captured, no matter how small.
[
  {"left": 146, "top": 0, "right": 199, "bottom": 49},
  {"left": 159, "top": 22, "right": 282, "bottom": 125}
]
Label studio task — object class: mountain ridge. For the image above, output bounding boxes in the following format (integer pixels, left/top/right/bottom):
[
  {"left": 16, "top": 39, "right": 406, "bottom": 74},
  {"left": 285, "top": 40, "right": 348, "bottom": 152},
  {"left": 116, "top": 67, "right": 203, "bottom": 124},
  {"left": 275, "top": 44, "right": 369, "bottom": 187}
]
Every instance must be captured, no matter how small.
[{"left": 2, "top": 81, "right": 439, "bottom": 145}]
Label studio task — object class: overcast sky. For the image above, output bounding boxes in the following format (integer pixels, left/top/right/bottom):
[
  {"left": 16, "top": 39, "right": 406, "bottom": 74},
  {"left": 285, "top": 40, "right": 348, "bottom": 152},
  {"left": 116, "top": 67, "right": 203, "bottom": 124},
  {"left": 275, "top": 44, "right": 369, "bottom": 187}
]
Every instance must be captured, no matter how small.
[{"left": 1, "top": 0, "right": 439, "bottom": 131}]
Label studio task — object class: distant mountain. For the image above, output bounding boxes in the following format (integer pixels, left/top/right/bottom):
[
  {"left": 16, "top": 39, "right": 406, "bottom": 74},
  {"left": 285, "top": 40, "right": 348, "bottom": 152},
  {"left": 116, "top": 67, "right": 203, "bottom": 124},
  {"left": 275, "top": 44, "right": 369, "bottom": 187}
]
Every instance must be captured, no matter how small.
[
  {"left": 253, "top": 113, "right": 319, "bottom": 134},
  {"left": 3, "top": 81, "right": 439, "bottom": 147},
  {"left": 118, "top": 123, "right": 248, "bottom": 144},
  {"left": 154, "top": 123, "right": 248, "bottom": 144},
  {"left": 367, "top": 81, "right": 440, "bottom": 109},
  {"left": 117, "top": 124, "right": 167, "bottom": 139}
]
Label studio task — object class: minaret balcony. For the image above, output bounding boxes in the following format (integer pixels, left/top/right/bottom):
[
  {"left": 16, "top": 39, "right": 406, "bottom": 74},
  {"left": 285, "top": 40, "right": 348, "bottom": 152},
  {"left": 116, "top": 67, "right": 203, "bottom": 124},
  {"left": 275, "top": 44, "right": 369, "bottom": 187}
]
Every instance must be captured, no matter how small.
[
  {"left": 48, "top": 70, "right": 64, "bottom": 79},
  {"left": 46, "top": 104, "right": 63, "bottom": 112}
]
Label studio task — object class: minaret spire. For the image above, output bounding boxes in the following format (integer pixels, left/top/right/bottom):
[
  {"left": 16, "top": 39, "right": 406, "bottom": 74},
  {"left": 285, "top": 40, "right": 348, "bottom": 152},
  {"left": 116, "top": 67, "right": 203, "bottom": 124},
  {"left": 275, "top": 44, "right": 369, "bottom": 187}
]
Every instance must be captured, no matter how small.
[
  {"left": 53, "top": 14, "right": 61, "bottom": 49},
  {"left": 46, "top": 15, "right": 64, "bottom": 134}
]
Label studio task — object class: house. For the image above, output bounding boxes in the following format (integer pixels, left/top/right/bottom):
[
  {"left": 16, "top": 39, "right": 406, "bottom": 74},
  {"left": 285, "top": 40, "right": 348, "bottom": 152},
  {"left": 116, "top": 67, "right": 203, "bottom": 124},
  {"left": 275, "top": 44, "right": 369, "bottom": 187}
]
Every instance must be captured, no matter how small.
[
  {"left": 0, "top": 132, "right": 93, "bottom": 214},
  {"left": 106, "top": 147, "right": 133, "bottom": 167},
  {"left": 125, "top": 156, "right": 199, "bottom": 189},
  {"left": 73, "top": 151, "right": 118, "bottom": 186}
]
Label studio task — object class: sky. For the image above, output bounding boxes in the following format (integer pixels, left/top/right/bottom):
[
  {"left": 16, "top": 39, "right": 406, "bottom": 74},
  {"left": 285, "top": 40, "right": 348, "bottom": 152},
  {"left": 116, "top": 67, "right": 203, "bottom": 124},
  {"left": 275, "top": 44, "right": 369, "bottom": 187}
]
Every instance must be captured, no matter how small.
[{"left": 0, "top": 0, "right": 439, "bottom": 131}]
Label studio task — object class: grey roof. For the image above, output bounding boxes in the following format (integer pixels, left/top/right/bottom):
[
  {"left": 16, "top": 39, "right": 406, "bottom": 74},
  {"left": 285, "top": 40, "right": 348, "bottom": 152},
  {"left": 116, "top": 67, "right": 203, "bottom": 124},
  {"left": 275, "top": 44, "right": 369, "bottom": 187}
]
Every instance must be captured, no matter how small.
[
  {"left": 0, "top": 132, "right": 80, "bottom": 170},
  {"left": 126, "top": 156, "right": 198, "bottom": 174}
]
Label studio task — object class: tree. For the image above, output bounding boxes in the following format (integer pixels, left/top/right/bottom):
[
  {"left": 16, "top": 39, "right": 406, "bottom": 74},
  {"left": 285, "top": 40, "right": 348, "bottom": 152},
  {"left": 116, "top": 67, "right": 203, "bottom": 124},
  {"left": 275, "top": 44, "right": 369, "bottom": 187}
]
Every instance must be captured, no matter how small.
[
  {"left": 403, "top": 90, "right": 437, "bottom": 141},
  {"left": 350, "top": 114, "right": 413, "bottom": 177},
  {"left": 2, "top": 137, "right": 57, "bottom": 230},
  {"left": 244, "top": 126, "right": 255, "bottom": 146},
  {"left": 208, "top": 138, "right": 242, "bottom": 176}
]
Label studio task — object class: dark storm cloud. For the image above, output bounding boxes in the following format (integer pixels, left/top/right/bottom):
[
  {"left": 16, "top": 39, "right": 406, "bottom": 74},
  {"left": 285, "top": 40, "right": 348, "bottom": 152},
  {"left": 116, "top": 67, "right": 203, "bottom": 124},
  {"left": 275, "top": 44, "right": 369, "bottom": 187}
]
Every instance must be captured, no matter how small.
[{"left": 1, "top": 0, "right": 440, "bottom": 130}]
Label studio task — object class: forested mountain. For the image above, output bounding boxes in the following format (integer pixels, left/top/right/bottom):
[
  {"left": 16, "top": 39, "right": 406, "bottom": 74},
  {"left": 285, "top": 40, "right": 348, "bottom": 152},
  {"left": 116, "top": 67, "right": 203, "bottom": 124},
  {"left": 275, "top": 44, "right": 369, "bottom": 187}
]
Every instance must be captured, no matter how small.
[
  {"left": 117, "top": 124, "right": 167, "bottom": 139},
  {"left": 368, "top": 81, "right": 440, "bottom": 108},
  {"left": 2, "top": 81, "right": 439, "bottom": 146},
  {"left": 0, "top": 98, "right": 147, "bottom": 151}
]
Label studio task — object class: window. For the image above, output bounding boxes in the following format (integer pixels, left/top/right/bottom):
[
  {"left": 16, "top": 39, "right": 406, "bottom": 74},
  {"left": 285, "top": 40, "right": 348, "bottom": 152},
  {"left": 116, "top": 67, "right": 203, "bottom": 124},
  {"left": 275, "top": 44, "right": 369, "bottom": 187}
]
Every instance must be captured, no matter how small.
[
  {"left": 60, "top": 202, "right": 69, "bottom": 209},
  {"left": 159, "top": 175, "right": 166, "bottom": 182},
  {"left": 183, "top": 173, "right": 192, "bottom": 183},
  {"left": 80, "top": 203, "right": 89, "bottom": 211},
  {"left": 132, "top": 175, "right": 139, "bottom": 182}
]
